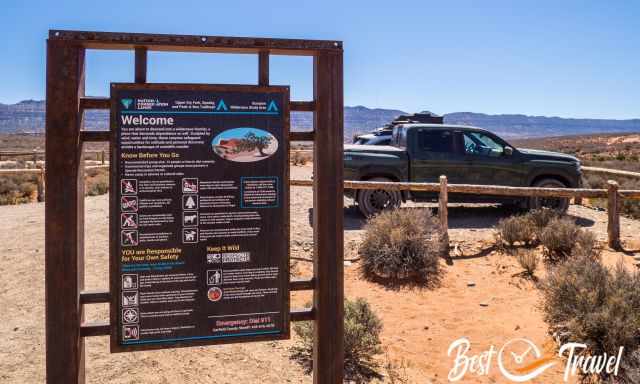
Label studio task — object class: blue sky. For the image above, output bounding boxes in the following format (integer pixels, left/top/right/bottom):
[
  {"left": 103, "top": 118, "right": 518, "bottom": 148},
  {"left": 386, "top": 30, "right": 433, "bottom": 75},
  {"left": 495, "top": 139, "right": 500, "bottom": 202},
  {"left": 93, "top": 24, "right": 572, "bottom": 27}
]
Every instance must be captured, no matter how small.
[{"left": 1, "top": 0, "right": 638, "bottom": 119}]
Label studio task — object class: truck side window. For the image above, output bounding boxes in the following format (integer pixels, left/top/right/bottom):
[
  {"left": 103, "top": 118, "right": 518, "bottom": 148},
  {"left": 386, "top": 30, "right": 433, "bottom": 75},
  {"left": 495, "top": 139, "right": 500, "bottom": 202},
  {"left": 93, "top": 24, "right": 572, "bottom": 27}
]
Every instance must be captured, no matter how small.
[
  {"left": 417, "top": 130, "right": 453, "bottom": 153},
  {"left": 463, "top": 132, "right": 504, "bottom": 157},
  {"left": 392, "top": 127, "right": 407, "bottom": 148}
]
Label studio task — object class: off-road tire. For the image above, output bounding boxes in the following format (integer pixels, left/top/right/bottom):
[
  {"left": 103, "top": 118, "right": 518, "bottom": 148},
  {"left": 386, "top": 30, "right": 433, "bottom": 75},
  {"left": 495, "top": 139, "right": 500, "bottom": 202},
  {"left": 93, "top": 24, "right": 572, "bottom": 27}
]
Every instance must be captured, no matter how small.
[
  {"left": 528, "top": 178, "right": 569, "bottom": 212},
  {"left": 357, "top": 177, "right": 402, "bottom": 217}
]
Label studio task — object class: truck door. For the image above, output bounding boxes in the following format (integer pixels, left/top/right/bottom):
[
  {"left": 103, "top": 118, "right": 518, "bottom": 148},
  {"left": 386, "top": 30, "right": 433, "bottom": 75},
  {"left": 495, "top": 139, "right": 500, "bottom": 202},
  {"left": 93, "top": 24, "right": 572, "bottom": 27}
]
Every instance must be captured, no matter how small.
[
  {"left": 410, "top": 128, "right": 466, "bottom": 199},
  {"left": 461, "top": 130, "right": 525, "bottom": 186}
]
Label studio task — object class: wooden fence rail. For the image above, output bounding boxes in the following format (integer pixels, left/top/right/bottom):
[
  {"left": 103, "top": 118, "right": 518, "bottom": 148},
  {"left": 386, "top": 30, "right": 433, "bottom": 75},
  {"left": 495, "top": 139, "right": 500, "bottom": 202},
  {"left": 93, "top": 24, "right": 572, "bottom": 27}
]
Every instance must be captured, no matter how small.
[
  {"left": 2, "top": 166, "right": 639, "bottom": 247},
  {"left": 0, "top": 165, "right": 109, "bottom": 202},
  {"left": 291, "top": 177, "right": 640, "bottom": 250},
  {"left": 0, "top": 150, "right": 107, "bottom": 164},
  {"left": 582, "top": 166, "right": 640, "bottom": 179}
]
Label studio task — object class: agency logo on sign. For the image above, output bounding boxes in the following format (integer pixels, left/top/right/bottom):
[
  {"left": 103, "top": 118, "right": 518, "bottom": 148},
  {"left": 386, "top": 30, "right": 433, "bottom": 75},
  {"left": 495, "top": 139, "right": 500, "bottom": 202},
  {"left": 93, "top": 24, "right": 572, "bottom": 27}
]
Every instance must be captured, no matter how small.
[
  {"left": 447, "top": 337, "right": 624, "bottom": 382},
  {"left": 121, "top": 98, "right": 134, "bottom": 109},
  {"left": 267, "top": 100, "right": 278, "bottom": 112},
  {"left": 216, "top": 99, "right": 228, "bottom": 111}
]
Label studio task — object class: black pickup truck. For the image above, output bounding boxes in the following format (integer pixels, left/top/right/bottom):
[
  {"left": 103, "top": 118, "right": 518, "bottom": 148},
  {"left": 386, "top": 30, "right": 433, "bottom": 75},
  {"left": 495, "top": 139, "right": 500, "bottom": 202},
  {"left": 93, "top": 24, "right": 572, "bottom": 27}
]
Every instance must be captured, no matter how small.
[{"left": 344, "top": 124, "right": 581, "bottom": 216}]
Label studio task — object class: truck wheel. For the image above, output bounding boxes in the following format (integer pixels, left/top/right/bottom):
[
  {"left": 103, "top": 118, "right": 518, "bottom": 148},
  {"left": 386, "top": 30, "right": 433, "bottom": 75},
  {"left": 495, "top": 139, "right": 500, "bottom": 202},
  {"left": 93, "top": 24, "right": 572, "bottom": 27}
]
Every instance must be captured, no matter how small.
[
  {"left": 529, "top": 178, "right": 569, "bottom": 212},
  {"left": 357, "top": 177, "right": 401, "bottom": 217}
]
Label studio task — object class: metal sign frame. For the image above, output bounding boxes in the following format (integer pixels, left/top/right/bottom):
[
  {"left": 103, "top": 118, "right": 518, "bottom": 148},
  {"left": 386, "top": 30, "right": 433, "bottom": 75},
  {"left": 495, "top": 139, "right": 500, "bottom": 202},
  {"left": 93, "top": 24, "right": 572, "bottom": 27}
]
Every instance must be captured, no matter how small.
[{"left": 45, "top": 30, "right": 344, "bottom": 384}]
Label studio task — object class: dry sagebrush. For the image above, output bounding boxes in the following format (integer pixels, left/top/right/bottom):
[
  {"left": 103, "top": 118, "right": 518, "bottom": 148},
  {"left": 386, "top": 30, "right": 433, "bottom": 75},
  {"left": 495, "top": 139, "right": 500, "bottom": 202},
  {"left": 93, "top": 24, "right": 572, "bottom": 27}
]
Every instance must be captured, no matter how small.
[
  {"left": 358, "top": 208, "right": 445, "bottom": 285},
  {"left": 495, "top": 208, "right": 561, "bottom": 248},
  {"left": 539, "top": 217, "right": 600, "bottom": 263},
  {"left": 495, "top": 215, "right": 537, "bottom": 247},
  {"left": 515, "top": 249, "right": 539, "bottom": 278},
  {"left": 541, "top": 259, "right": 640, "bottom": 383},
  {"left": 291, "top": 298, "right": 383, "bottom": 383}
]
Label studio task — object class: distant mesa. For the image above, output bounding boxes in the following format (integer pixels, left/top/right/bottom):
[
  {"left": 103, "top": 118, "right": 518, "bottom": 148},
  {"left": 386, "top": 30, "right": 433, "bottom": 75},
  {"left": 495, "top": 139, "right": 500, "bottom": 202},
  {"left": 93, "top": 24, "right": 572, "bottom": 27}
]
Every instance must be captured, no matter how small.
[{"left": 1, "top": 100, "right": 640, "bottom": 140}]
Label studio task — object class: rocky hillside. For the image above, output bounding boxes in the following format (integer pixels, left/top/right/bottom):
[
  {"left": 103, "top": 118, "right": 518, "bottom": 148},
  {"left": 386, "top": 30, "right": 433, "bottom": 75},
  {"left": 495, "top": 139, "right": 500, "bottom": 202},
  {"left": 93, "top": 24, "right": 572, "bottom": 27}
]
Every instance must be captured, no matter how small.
[
  {"left": 0, "top": 100, "right": 106, "bottom": 132},
  {"left": 444, "top": 112, "right": 640, "bottom": 139},
  {"left": 2, "top": 100, "right": 639, "bottom": 141}
]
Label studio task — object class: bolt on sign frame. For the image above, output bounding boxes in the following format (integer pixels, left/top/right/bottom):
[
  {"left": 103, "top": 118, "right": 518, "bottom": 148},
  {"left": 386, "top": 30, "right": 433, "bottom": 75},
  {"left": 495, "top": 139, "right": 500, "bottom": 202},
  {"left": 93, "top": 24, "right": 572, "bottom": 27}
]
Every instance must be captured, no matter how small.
[{"left": 45, "top": 30, "right": 344, "bottom": 384}]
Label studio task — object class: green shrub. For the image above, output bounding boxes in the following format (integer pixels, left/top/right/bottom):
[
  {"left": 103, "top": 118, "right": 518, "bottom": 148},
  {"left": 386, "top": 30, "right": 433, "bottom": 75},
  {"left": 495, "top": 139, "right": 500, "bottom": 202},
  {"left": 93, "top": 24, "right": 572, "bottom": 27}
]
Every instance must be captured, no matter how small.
[
  {"left": 291, "top": 298, "right": 383, "bottom": 382},
  {"left": 496, "top": 215, "right": 536, "bottom": 247},
  {"left": 541, "top": 259, "right": 640, "bottom": 383},
  {"left": 358, "top": 208, "right": 444, "bottom": 284}
]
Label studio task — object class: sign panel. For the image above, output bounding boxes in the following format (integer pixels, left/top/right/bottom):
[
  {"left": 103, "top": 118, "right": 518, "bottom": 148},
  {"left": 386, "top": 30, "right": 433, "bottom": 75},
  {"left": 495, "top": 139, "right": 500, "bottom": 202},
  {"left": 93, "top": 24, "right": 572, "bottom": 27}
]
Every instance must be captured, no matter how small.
[{"left": 109, "top": 84, "right": 290, "bottom": 352}]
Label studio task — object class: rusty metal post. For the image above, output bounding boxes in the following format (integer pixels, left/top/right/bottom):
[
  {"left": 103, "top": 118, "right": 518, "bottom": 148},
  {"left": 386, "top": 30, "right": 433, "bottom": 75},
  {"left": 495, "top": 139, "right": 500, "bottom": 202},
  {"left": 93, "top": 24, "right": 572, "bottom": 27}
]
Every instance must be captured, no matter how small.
[
  {"left": 134, "top": 47, "right": 147, "bottom": 84},
  {"left": 258, "top": 50, "right": 269, "bottom": 86},
  {"left": 45, "top": 40, "right": 86, "bottom": 384},
  {"left": 312, "top": 49, "right": 344, "bottom": 384}
]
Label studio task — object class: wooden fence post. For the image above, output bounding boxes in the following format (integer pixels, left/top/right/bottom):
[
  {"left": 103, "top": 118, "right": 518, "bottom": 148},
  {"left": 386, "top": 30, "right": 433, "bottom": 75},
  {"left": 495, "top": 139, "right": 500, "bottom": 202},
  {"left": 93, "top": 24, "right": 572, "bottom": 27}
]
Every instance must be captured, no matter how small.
[
  {"left": 37, "top": 166, "right": 45, "bottom": 202},
  {"left": 45, "top": 40, "right": 86, "bottom": 384},
  {"left": 100, "top": 151, "right": 105, "bottom": 164},
  {"left": 439, "top": 175, "right": 449, "bottom": 253},
  {"left": 607, "top": 180, "right": 621, "bottom": 250}
]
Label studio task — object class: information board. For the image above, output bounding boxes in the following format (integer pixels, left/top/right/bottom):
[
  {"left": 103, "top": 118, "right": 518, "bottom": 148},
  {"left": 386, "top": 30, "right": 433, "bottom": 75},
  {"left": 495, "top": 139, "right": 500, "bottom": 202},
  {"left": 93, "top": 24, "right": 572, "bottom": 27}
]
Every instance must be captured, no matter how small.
[{"left": 109, "top": 84, "right": 290, "bottom": 352}]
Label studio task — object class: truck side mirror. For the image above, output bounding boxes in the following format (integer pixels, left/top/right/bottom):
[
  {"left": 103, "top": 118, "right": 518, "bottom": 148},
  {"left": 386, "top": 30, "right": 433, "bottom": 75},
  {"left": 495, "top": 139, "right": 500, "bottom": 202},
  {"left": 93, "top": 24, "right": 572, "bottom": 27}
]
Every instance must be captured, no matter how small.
[{"left": 504, "top": 146, "right": 514, "bottom": 156}]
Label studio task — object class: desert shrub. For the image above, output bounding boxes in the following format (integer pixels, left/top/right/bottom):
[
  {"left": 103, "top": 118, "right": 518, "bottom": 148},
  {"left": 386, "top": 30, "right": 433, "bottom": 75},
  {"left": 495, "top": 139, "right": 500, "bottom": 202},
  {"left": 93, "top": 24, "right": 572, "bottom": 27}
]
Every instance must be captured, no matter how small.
[
  {"left": 620, "top": 178, "right": 640, "bottom": 220},
  {"left": 515, "top": 249, "right": 538, "bottom": 278},
  {"left": 495, "top": 215, "right": 536, "bottom": 247},
  {"left": 526, "top": 208, "right": 560, "bottom": 232},
  {"left": 571, "top": 230, "right": 600, "bottom": 261},
  {"left": 541, "top": 259, "right": 640, "bottom": 383},
  {"left": 0, "top": 174, "right": 37, "bottom": 205},
  {"left": 582, "top": 173, "right": 608, "bottom": 190},
  {"left": 621, "top": 199, "right": 640, "bottom": 220},
  {"left": 85, "top": 168, "right": 109, "bottom": 196},
  {"left": 291, "top": 298, "right": 383, "bottom": 382},
  {"left": 291, "top": 151, "right": 310, "bottom": 166},
  {"left": 581, "top": 175, "right": 640, "bottom": 220},
  {"left": 383, "top": 352, "right": 409, "bottom": 384},
  {"left": 539, "top": 217, "right": 584, "bottom": 262},
  {"left": 358, "top": 208, "right": 444, "bottom": 284}
]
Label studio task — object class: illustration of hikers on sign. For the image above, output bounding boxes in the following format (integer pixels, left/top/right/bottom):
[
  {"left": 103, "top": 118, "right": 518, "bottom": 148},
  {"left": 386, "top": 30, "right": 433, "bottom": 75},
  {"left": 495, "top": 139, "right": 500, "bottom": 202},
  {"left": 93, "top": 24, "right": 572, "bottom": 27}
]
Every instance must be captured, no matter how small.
[{"left": 212, "top": 127, "right": 278, "bottom": 163}]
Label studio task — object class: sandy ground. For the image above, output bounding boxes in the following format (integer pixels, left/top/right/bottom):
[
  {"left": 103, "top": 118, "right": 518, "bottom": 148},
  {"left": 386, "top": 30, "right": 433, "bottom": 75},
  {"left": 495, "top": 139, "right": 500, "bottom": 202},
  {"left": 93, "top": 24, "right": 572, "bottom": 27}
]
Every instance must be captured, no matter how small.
[{"left": 1, "top": 163, "right": 639, "bottom": 383}]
